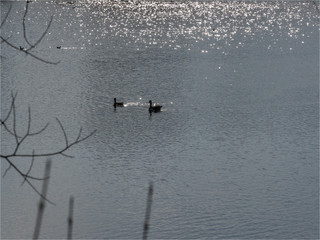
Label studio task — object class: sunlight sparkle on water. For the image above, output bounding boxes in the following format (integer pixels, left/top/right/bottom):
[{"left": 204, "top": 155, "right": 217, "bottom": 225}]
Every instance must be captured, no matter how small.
[{"left": 59, "top": 0, "right": 319, "bottom": 52}]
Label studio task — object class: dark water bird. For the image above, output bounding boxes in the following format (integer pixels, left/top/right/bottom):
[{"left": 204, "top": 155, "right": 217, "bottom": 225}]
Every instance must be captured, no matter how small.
[
  {"left": 113, "top": 98, "right": 124, "bottom": 108},
  {"left": 57, "top": 46, "right": 61, "bottom": 49},
  {"left": 149, "top": 100, "right": 162, "bottom": 114}
]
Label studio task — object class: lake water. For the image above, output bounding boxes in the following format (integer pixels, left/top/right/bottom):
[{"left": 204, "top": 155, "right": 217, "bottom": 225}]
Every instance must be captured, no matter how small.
[{"left": 1, "top": 0, "right": 319, "bottom": 239}]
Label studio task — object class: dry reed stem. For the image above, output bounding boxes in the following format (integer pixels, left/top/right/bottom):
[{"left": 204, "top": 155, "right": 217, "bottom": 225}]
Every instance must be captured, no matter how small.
[
  {"left": 143, "top": 182, "right": 154, "bottom": 240},
  {"left": 67, "top": 196, "right": 74, "bottom": 239},
  {"left": 33, "top": 159, "right": 51, "bottom": 240}
]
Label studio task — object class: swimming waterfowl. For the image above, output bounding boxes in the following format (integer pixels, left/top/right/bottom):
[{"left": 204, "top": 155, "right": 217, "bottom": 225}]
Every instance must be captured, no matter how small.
[
  {"left": 113, "top": 98, "right": 124, "bottom": 108},
  {"left": 149, "top": 100, "right": 162, "bottom": 113}
]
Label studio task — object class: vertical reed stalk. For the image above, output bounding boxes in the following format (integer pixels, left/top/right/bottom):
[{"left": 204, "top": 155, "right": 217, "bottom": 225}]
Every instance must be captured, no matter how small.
[
  {"left": 67, "top": 196, "right": 74, "bottom": 239},
  {"left": 33, "top": 159, "right": 51, "bottom": 240},
  {"left": 142, "top": 182, "right": 154, "bottom": 240}
]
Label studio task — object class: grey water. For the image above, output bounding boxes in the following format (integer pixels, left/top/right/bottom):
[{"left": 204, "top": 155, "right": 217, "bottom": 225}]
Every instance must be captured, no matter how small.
[{"left": 1, "top": 0, "right": 319, "bottom": 239}]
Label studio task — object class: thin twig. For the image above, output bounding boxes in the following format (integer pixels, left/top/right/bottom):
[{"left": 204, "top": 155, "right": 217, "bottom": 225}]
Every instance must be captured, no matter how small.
[
  {"left": 0, "top": 4, "right": 12, "bottom": 29},
  {"left": 22, "top": 1, "right": 54, "bottom": 51},
  {"left": 0, "top": 35, "right": 12, "bottom": 44},
  {"left": 56, "top": 118, "right": 69, "bottom": 148},
  {"left": 27, "top": 106, "right": 31, "bottom": 135},
  {"left": 4, "top": 157, "right": 49, "bottom": 182},
  {"left": 6, "top": 92, "right": 18, "bottom": 122},
  {"left": 22, "top": 1, "right": 33, "bottom": 47},
  {"left": 1, "top": 129, "right": 96, "bottom": 159},
  {"left": 1, "top": 94, "right": 96, "bottom": 204},
  {"left": 29, "top": 122, "right": 50, "bottom": 136},
  {"left": 2, "top": 164, "right": 12, "bottom": 178},
  {"left": 13, "top": 106, "right": 31, "bottom": 155},
  {"left": 0, "top": 120, "right": 18, "bottom": 138},
  {"left": 76, "top": 127, "right": 83, "bottom": 142},
  {"left": 2, "top": 156, "right": 55, "bottom": 205},
  {"left": 0, "top": 92, "right": 24, "bottom": 138},
  {"left": 21, "top": 150, "right": 35, "bottom": 186},
  {"left": 0, "top": 36, "right": 60, "bottom": 64},
  {"left": 12, "top": 92, "right": 19, "bottom": 146},
  {"left": 27, "top": 15, "right": 54, "bottom": 52},
  {"left": 61, "top": 152, "right": 74, "bottom": 158},
  {"left": 0, "top": 92, "right": 18, "bottom": 134},
  {"left": 1, "top": 1, "right": 60, "bottom": 64}
]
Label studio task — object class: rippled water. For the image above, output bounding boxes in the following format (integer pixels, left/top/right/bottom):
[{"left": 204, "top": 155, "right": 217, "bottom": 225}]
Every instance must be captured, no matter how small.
[{"left": 1, "top": 0, "right": 319, "bottom": 239}]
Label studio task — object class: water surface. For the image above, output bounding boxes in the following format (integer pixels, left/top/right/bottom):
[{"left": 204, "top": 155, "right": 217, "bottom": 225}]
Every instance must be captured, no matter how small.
[{"left": 1, "top": 0, "right": 319, "bottom": 239}]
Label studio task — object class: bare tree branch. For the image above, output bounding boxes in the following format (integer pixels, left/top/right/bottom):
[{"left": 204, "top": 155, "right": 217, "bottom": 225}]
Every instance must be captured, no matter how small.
[
  {"left": 0, "top": 92, "right": 19, "bottom": 137},
  {"left": 4, "top": 127, "right": 97, "bottom": 159},
  {"left": 3, "top": 92, "right": 17, "bottom": 123},
  {"left": 0, "top": 35, "right": 11, "bottom": 44},
  {"left": 27, "top": 15, "right": 54, "bottom": 52},
  {"left": 29, "top": 122, "right": 50, "bottom": 137},
  {"left": 22, "top": 1, "right": 54, "bottom": 52},
  {"left": 61, "top": 152, "right": 74, "bottom": 158},
  {"left": 12, "top": 92, "right": 19, "bottom": 146},
  {"left": 21, "top": 150, "right": 35, "bottom": 186},
  {"left": 0, "top": 2, "right": 60, "bottom": 65},
  {"left": 22, "top": 1, "right": 33, "bottom": 47},
  {"left": 0, "top": 36, "right": 60, "bottom": 65},
  {"left": 76, "top": 127, "right": 83, "bottom": 142},
  {"left": 13, "top": 106, "right": 30, "bottom": 155},
  {"left": 2, "top": 164, "right": 12, "bottom": 178},
  {"left": 1, "top": 93, "right": 96, "bottom": 204},
  {"left": 0, "top": 4, "right": 12, "bottom": 29},
  {"left": 2, "top": 156, "right": 54, "bottom": 206},
  {"left": 56, "top": 118, "right": 69, "bottom": 148},
  {"left": 3, "top": 156, "right": 48, "bottom": 182}
]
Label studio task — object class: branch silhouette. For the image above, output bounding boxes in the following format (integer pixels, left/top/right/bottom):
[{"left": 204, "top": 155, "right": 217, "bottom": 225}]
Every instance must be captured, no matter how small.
[
  {"left": 0, "top": 4, "right": 12, "bottom": 28},
  {"left": 1, "top": 93, "right": 96, "bottom": 204},
  {"left": 0, "top": 1, "right": 60, "bottom": 64}
]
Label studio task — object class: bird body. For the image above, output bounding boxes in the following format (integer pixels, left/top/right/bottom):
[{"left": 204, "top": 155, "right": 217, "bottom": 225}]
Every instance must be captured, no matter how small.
[
  {"left": 113, "top": 98, "right": 124, "bottom": 108},
  {"left": 149, "top": 100, "right": 162, "bottom": 113}
]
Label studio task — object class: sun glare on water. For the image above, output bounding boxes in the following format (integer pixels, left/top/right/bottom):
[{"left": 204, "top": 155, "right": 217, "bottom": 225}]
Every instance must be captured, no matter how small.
[{"left": 65, "top": 0, "right": 318, "bottom": 52}]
